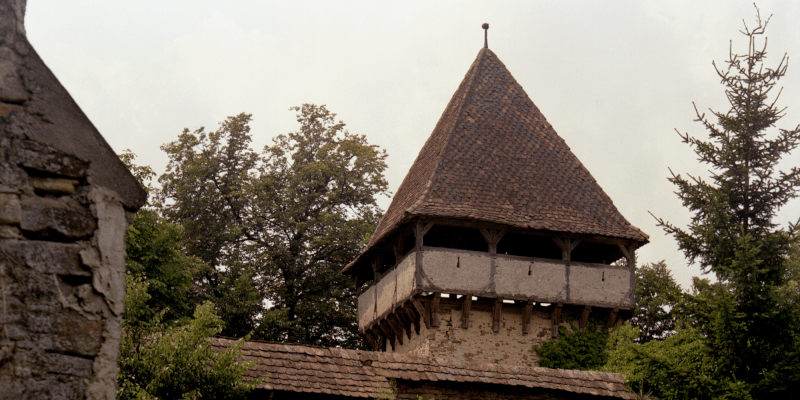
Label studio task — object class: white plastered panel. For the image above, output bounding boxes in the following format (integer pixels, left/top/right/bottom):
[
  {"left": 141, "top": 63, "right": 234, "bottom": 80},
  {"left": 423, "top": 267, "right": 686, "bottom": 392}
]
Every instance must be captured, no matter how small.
[
  {"left": 396, "top": 255, "right": 416, "bottom": 302},
  {"left": 570, "top": 265, "right": 631, "bottom": 306},
  {"left": 422, "top": 249, "right": 491, "bottom": 292},
  {"left": 495, "top": 257, "right": 567, "bottom": 300},
  {"left": 357, "top": 285, "right": 376, "bottom": 330},
  {"left": 376, "top": 266, "right": 398, "bottom": 318}
]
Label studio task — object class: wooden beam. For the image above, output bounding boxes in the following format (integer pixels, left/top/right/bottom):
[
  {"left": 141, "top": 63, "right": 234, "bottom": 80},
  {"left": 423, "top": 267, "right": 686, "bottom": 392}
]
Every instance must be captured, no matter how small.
[
  {"left": 522, "top": 300, "right": 533, "bottom": 335},
  {"left": 579, "top": 306, "right": 592, "bottom": 331},
  {"left": 551, "top": 303, "right": 563, "bottom": 338},
  {"left": 430, "top": 293, "right": 441, "bottom": 328},
  {"left": 461, "top": 295, "right": 472, "bottom": 329},
  {"left": 403, "top": 305, "right": 421, "bottom": 335},
  {"left": 492, "top": 298, "right": 503, "bottom": 333},
  {"left": 412, "top": 299, "right": 430, "bottom": 329}
]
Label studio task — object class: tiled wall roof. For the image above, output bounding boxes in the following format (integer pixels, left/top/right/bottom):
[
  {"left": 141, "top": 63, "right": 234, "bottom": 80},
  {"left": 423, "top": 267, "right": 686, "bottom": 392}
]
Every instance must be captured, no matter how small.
[
  {"left": 346, "top": 47, "right": 647, "bottom": 275},
  {"left": 212, "top": 338, "right": 636, "bottom": 399}
]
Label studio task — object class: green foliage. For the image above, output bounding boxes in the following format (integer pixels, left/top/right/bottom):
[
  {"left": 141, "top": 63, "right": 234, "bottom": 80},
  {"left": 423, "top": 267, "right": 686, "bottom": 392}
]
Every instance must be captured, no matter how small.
[
  {"left": 158, "top": 104, "right": 388, "bottom": 347},
  {"left": 631, "top": 261, "right": 681, "bottom": 343},
  {"left": 120, "top": 150, "right": 203, "bottom": 323},
  {"left": 118, "top": 277, "right": 261, "bottom": 400},
  {"left": 534, "top": 318, "right": 608, "bottom": 371},
  {"left": 126, "top": 208, "right": 200, "bottom": 322},
  {"left": 650, "top": 8, "right": 800, "bottom": 398},
  {"left": 604, "top": 323, "right": 752, "bottom": 400}
]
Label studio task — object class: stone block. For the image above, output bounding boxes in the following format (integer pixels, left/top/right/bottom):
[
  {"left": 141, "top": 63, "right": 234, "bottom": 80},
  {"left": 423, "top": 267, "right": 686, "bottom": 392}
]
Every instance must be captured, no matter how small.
[
  {"left": 0, "top": 224, "right": 22, "bottom": 238},
  {"left": 0, "top": 161, "right": 27, "bottom": 194},
  {"left": 19, "top": 196, "right": 96, "bottom": 239},
  {"left": 28, "top": 176, "right": 79, "bottom": 195},
  {"left": 0, "top": 193, "right": 20, "bottom": 223},
  {"left": 42, "top": 352, "right": 94, "bottom": 378},
  {"left": 0, "top": 240, "right": 90, "bottom": 276},
  {"left": 28, "top": 309, "right": 104, "bottom": 356},
  {"left": 14, "top": 138, "right": 88, "bottom": 179}
]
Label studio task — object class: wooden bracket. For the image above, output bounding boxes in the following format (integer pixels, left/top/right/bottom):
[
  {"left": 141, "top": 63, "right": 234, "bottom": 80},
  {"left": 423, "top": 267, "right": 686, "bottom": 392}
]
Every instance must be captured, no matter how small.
[
  {"left": 430, "top": 293, "right": 441, "bottom": 328},
  {"left": 492, "top": 298, "right": 503, "bottom": 333},
  {"left": 522, "top": 300, "right": 533, "bottom": 335},
  {"left": 461, "top": 295, "right": 472, "bottom": 329},
  {"left": 377, "top": 321, "right": 395, "bottom": 351},
  {"left": 416, "top": 220, "right": 435, "bottom": 239},
  {"left": 364, "top": 329, "right": 379, "bottom": 350},
  {"left": 480, "top": 229, "right": 506, "bottom": 254},
  {"left": 403, "top": 304, "right": 421, "bottom": 335},
  {"left": 606, "top": 307, "right": 620, "bottom": 329},
  {"left": 552, "top": 236, "right": 582, "bottom": 261},
  {"left": 412, "top": 299, "right": 430, "bottom": 329},
  {"left": 551, "top": 303, "right": 563, "bottom": 338},
  {"left": 579, "top": 306, "right": 592, "bottom": 331},
  {"left": 394, "top": 310, "right": 413, "bottom": 340},
  {"left": 386, "top": 315, "right": 405, "bottom": 345}
]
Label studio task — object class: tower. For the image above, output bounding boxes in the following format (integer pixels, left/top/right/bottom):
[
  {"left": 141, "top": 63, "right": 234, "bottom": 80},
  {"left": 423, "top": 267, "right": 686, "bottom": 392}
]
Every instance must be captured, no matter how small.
[{"left": 342, "top": 30, "right": 648, "bottom": 366}]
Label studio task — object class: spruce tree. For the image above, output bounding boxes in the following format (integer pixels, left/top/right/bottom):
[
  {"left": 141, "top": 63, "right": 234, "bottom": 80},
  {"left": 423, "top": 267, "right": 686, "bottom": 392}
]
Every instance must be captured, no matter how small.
[{"left": 655, "top": 8, "right": 800, "bottom": 396}]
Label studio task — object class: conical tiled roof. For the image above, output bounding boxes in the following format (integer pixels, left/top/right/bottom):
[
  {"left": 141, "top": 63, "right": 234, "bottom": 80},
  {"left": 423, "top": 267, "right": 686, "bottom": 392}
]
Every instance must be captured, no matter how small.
[{"left": 346, "top": 48, "right": 646, "bottom": 273}]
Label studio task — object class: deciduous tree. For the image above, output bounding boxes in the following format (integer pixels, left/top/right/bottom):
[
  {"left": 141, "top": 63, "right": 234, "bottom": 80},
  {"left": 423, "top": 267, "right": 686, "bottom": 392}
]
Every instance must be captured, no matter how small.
[{"left": 159, "top": 105, "right": 388, "bottom": 347}]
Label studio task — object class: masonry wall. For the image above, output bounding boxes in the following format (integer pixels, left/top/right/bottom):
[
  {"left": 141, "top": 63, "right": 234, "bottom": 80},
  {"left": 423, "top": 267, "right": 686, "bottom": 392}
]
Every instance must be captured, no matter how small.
[
  {"left": 0, "top": 136, "right": 132, "bottom": 399},
  {"left": 1, "top": 1, "right": 142, "bottom": 397}
]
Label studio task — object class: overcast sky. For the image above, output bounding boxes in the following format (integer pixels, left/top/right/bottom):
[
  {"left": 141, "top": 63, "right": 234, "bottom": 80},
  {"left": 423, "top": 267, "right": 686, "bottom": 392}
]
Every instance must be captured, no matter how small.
[{"left": 23, "top": 0, "right": 800, "bottom": 290}]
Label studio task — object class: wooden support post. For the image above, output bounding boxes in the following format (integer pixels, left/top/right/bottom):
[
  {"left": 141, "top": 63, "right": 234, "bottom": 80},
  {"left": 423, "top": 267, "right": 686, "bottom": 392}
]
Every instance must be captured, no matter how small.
[
  {"left": 430, "top": 293, "right": 441, "bottom": 328},
  {"left": 492, "top": 298, "right": 503, "bottom": 333},
  {"left": 606, "top": 307, "right": 620, "bottom": 329},
  {"left": 403, "top": 305, "right": 421, "bottom": 335},
  {"left": 522, "top": 300, "right": 533, "bottom": 335},
  {"left": 394, "top": 235, "right": 405, "bottom": 265},
  {"left": 372, "top": 255, "right": 382, "bottom": 281},
  {"left": 461, "top": 295, "right": 472, "bottom": 329},
  {"left": 412, "top": 298, "right": 430, "bottom": 329},
  {"left": 579, "top": 306, "right": 592, "bottom": 331},
  {"left": 618, "top": 243, "right": 637, "bottom": 308},
  {"left": 414, "top": 220, "right": 434, "bottom": 288},
  {"left": 551, "top": 303, "right": 563, "bottom": 338}
]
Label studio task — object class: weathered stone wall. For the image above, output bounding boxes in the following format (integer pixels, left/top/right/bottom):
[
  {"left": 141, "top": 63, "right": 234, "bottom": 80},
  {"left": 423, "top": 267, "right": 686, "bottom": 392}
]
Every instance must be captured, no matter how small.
[
  {"left": 390, "top": 304, "right": 567, "bottom": 367},
  {"left": 1, "top": 0, "right": 144, "bottom": 398},
  {"left": 0, "top": 136, "right": 132, "bottom": 399}
]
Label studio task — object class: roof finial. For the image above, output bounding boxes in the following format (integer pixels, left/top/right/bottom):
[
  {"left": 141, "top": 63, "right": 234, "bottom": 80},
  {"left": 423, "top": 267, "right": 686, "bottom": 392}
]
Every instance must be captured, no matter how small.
[{"left": 482, "top": 23, "right": 489, "bottom": 48}]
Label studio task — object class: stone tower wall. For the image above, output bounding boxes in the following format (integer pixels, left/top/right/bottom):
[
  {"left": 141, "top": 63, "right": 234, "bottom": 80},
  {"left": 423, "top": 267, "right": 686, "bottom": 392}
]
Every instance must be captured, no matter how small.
[{"left": 390, "top": 306, "right": 550, "bottom": 367}]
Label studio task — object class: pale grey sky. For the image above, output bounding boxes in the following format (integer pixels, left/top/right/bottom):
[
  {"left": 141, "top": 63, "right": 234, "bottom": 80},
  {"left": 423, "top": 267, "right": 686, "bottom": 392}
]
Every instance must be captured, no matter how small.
[{"left": 23, "top": 0, "right": 800, "bottom": 290}]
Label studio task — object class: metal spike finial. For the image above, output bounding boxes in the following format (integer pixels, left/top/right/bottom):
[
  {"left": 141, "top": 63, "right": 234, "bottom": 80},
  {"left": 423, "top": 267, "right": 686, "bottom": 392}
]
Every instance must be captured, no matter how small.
[{"left": 482, "top": 23, "right": 489, "bottom": 48}]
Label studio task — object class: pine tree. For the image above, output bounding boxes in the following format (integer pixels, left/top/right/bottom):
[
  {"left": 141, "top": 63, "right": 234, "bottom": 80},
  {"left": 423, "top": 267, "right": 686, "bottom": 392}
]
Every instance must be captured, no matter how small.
[{"left": 654, "top": 8, "right": 800, "bottom": 397}]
